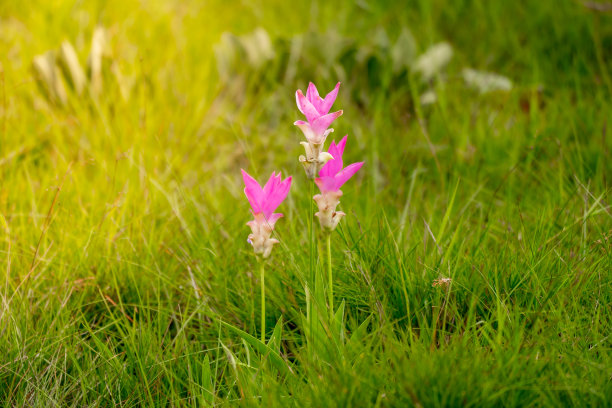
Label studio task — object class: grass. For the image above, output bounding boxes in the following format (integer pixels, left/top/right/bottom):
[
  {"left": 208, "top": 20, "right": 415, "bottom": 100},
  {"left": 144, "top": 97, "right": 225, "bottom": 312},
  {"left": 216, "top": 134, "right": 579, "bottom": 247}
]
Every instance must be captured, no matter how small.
[{"left": 1, "top": 0, "right": 611, "bottom": 406}]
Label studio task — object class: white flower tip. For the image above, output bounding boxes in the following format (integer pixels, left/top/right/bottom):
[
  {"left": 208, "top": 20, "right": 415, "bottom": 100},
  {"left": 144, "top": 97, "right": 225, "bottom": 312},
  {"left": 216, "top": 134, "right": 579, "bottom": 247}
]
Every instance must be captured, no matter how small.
[{"left": 319, "top": 152, "right": 334, "bottom": 163}]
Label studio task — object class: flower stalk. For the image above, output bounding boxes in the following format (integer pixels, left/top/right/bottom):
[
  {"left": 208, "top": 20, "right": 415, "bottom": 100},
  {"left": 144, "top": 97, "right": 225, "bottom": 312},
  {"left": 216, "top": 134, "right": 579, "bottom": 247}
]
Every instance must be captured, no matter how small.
[
  {"left": 313, "top": 135, "right": 364, "bottom": 322},
  {"left": 293, "top": 82, "right": 364, "bottom": 335},
  {"left": 241, "top": 170, "right": 291, "bottom": 343},
  {"left": 308, "top": 181, "right": 315, "bottom": 351},
  {"left": 260, "top": 260, "right": 266, "bottom": 343},
  {"left": 294, "top": 82, "right": 343, "bottom": 179},
  {"left": 325, "top": 232, "right": 333, "bottom": 320}
]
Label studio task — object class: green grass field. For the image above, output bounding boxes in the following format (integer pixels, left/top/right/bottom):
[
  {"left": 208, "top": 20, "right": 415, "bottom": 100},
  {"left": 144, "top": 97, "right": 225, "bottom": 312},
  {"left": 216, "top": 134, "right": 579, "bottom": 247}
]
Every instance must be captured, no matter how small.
[{"left": 1, "top": 0, "right": 611, "bottom": 406}]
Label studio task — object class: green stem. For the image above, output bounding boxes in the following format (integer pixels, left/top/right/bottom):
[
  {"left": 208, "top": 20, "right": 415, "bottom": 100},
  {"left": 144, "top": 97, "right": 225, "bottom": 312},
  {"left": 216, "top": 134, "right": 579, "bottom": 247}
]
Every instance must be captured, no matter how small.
[
  {"left": 260, "top": 261, "right": 265, "bottom": 343},
  {"left": 326, "top": 233, "right": 333, "bottom": 320},
  {"left": 309, "top": 182, "right": 315, "bottom": 291},
  {"left": 308, "top": 182, "right": 314, "bottom": 352}
]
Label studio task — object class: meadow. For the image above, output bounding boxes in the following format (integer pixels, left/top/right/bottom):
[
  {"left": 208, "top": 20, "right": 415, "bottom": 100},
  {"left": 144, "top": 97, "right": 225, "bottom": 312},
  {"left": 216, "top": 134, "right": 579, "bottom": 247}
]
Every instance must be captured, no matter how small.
[{"left": 0, "top": 0, "right": 611, "bottom": 406}]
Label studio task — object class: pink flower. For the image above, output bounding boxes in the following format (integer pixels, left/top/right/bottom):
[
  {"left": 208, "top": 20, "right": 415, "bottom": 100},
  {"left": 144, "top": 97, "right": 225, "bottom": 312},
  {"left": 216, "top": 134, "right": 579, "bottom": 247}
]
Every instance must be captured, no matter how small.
[
  {"left": 294, "top": 82, "right": 343, "bottom": 145},
  {"left": 241, "top": 169, "right": 292, "bottom": 258},
  {"left": 315, "top": 136, "right": 364, "bottom": 194},
  {"left": 313, "top": 136, "right": 363, "bottom": 231},
  {"left": 242, "top": 169, "right": 292, "bottom": 222}
]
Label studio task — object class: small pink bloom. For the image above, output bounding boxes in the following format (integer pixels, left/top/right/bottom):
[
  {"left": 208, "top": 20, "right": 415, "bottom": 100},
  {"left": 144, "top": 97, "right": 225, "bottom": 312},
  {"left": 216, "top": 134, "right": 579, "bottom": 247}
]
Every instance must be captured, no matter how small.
[
  {"left": 242, "top": 170, "right": 292, "bottom": 220},
  {"left": 294, "top": 82, "right": 343, "bottom": 145},
  {"left": 315, "top": 136, "right": 364, "bottom": 194},
  {"left": 297, "top": 82, "right": 341, "bottom": 117},
  {"left": 313, "top": 136, "right": 363, "bottom": 231},
  {"left": 242, "top": 169, "right": 292, "bottom": 258}
]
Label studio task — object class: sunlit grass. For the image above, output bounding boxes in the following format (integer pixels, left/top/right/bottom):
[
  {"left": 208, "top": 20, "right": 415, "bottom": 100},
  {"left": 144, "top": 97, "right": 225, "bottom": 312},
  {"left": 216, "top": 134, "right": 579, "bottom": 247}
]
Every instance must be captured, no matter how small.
[{"left": 1, "top": 0, "right": 610, "bottom": 406}]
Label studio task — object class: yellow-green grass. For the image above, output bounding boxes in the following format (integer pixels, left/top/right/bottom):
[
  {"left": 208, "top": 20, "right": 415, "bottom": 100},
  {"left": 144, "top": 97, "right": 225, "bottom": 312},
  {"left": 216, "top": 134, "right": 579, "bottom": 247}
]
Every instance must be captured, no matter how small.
[{"left": 1, "top": 0, "right": 610, "bottom": 406}]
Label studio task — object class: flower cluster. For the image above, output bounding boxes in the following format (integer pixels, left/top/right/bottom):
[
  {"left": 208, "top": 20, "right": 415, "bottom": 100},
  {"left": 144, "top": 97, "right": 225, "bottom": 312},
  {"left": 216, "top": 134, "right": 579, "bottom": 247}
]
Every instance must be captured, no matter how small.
[
  {"left": 240, "top": 81, "right": 362, "bottom": 256},
  {"left": 242, "top": 170, "right": 292, "bottom": 258},
  {"left": 295, "top": 83, "right": 343, "bottom": 179},
  {"left": 294, "top": 82, "right": 363, "bottom": 232},
  {"left": 239, "top": 80, "right": 364, "bottom": 342},
  {"left": 314, "top": 136, "right": 364, "bottom": 231}
]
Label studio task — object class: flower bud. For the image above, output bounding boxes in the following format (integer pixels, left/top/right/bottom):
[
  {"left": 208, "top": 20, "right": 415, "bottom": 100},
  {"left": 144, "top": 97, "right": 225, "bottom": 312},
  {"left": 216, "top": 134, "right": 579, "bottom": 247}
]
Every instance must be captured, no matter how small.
[
  {"left": 299, "top": 140, "right": 335, "bottom": 179},
  {"left": 247, "top": 214, "right": 280, "bottom": 258},
  {"left": 313, "top": 190, "right": 345, "bottom": 231},
  {"left": 318, "top": 152, "right": 334, "bottom": 164}
]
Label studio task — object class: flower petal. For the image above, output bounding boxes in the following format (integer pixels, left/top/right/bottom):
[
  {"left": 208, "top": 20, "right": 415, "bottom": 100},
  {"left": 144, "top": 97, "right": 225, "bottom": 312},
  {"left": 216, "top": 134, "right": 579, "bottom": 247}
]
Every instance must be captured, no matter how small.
[
  {"left": 335, "top": 134, "right": 347, "bottom": 157},
  {"left": 311, "top": 110, "right": 343, "bottom": 136},
  {"left": 295, "top": 90, "right": 302, "bottom": 114},
  {"left": 262, "top": 171, "right": 277, "bottom": 200},
  {"left": 296, "top": 90, "right": 320, "bottom": 123},
  {"left": 314, "top": 176, "right": 337, "bottom": 194},
  {"left": 322, "top": 135, "right": 349, "bottom": 177},
  {"left": 294, "top": 120, "right": 317, "bottom": 143},
  {"left": 265, "top": 212, "right": 283, "bottom": 228},
  {"left": 333, "top": 161, "right": 364, "bottom": 190},
  {"left": 320, "top": 82, "right": 341, "bottom": 115},
  {"left": 306, "top": 82, "right": 321, "bottom": 109},
  {"left": 319, "top": 139, "right": 342, "bottom": 178},
  {"left": 262, "top": 174, "right": 292, "bottom": 218},
  {"left": 241, "top": 169, "right": 263, "bottom": 214}
]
